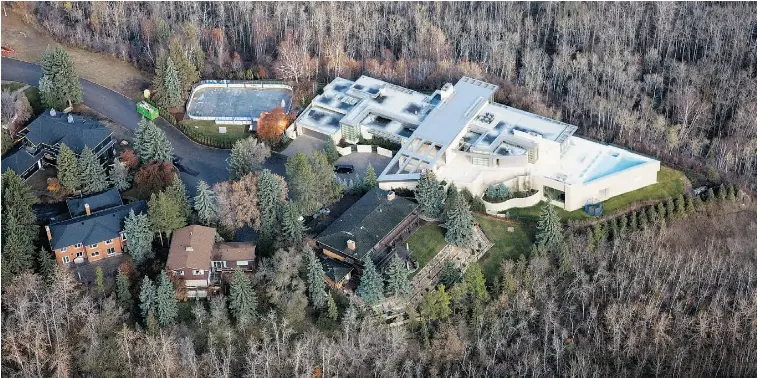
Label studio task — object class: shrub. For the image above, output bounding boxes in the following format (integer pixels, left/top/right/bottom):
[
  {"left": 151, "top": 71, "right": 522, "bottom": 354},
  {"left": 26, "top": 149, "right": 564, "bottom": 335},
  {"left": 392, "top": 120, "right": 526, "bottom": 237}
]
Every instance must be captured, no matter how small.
[
  {"left": 470, "top": 197, "right": 486, "bottom": 213},
  {"left": 484, "top": 183, "right": 510, "bottom": 202}
]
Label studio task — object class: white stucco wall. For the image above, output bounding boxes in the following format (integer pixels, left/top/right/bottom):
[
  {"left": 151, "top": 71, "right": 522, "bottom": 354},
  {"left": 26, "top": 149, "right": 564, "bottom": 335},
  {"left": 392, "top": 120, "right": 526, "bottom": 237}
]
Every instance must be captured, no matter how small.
[
  {"left": 483, "top": 190, "right": 542, "bottom": 213},
  {"left": 562, "top": 161, "right": 661, "bottom": 211}
]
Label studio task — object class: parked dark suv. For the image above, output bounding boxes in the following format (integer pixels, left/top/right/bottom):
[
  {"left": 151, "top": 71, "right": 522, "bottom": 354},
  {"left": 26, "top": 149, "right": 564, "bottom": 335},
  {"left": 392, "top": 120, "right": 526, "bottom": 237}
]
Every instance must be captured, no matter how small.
[{"left": 333, "top": 164, "right": 355, "bottom": 174}]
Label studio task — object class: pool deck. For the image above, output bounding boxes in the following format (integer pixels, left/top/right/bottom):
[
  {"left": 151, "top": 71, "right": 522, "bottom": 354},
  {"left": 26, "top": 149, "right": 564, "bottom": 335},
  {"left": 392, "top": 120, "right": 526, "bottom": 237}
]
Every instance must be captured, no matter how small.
[{"left": 186, "top": 85, "right": 293, "bottom": 121}]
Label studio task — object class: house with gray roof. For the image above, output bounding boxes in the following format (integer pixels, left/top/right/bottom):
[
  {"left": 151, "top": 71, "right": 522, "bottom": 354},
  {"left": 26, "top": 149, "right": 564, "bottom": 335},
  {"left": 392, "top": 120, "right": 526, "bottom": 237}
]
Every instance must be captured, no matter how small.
[
  {"left": 314, "top": 188, "right": 420, "bottom": 288},
  {"left": 45, "top": 189, "right": 146, "bottom": 265},
  {"left": 2, "top": 145, "right": 43, "bottom": 179}
]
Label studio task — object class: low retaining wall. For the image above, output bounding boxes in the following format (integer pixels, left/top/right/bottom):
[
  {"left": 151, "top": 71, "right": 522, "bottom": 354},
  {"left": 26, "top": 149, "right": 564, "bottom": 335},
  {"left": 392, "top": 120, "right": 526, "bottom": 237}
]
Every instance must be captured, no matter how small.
[
  {"left": 337, "top": 146, "right": 353, "bottom": 156},
  {"left": 377, "top": 147, "right": 394, "bottom": 157},
  {"left": 483, "top": 190, "right": 542, "bottom": 214},
  {"left": 356, "top": 145, "right": 372, "bottom": 153}
]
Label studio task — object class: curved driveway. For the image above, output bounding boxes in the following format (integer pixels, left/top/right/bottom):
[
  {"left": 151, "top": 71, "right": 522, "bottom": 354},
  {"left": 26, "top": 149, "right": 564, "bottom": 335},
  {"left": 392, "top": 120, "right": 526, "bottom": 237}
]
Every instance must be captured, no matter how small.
[{"left": 1, "top": 58, "right": 286, "bottom": 190}]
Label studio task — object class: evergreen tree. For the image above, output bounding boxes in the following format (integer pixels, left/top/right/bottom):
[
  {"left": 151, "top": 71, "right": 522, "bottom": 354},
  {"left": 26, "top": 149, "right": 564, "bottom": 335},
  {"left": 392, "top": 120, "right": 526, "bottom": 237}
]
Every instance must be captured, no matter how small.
[
  {"left": 618, "top": 214, "right": 628, "bottom": 235},
  {"left": 675, "top": 194, "right": 686, "bottom": 216},
  {"left": 39, "top": 46, "right": 82, "bottom": 110},
  {"left": 279, "top": 201, "right": 305, "bottom": 247},
  {"left": 193, "top": 180, "right": 218, "bottom": 226},
  {"left": 461, "top": 263, "right": 489, "bottom": 313},
  {"left": 443, "top": 189, "right": 475, "bottom": 248},
  {"left": 111, "top": 157, "right": 131, "bottom": 191},
  {"left": 1, "top": 171, "right": 38, "bottom": 282},
  {"left": 693, "top": 194, "right": 704, "bottom": 211},
  {"left": 35, "top": 247, "right": 56, "bottom": 279},
  {"left": 323, "top": 138, "right": 340, "bottom": 163},
  {"left": 304, "top": 245, "right": 327, "bottom": 309},
  {"left": 116, "top": 270, "right": 133, "bottom": 310},
  {"left": 150, "top": 126, "right": 174, "bottom": 164},
  {"left": 444, "top": 183, "right": 460, "bottom": 217},
  {"left": 257, "top": 169, "right": 283, "bottom": 251},
  {"left": 152, "top": 43, "right": 199, "bottom": 108},
  {"left": 166, "top": 174, "right": 191, "bottom": 220},
  {"left": 718, "top": 183, "right": 727, "bottom": 201},
  {"left": 385, "top": 253, "right": 411, "bottom": 298},
  {"left": 646, "top": 206, "right": 657, "bottom": 224},
  {"left": 439, "top": 259, "right": 462, "bottom": 289},
  {"left": 629, "top": 211, "right": 638, "bottom": 230},
  {"left": 229, "top": 269, "right": 257, "bottom": 325},
  {"left": 96, "top": 267, "right": 105, "bottom": 296},
  {"left": 665, "top": 199, "right": 675, "bottom": 220},
  {"left": 286, "top": 152, "right": 319, "bottom": 215},
  {"left": 363, "top": 164, "right": 378, "bottom": 192},
  {"left": 139, "top": 276, "right": 156, "bottom": 324},
  {"left": 134, "top": 118, "right": 173, "bottom": 164},
  {"left": 420, "top": 284, "right": 452, "bottom": 321},
  {"left": 163, "top": 57, "right": 183, "bottom": 108},
  {"left": 706, "top": 187, "right": 716, "bottom": 203},
  {"left": 229, "top": 137, "right": 271, "bottom": 180},
  {"left": 123, "top": 210, "right": 154, "bottom": 265},
  {"left": 155, "top": 271, "right": 178, "bottom": 327},
  {"left": 357, "top": 257, "right": 384, "bottom": 305},
  {"left": 638, "top": 210, "right": 648, "bottom": 230},
  {"left": 326, "top": 293, "right": 338, "bottom": 321},
  {"left": 78, "top": 147, "right": 109, "bottom": 194},
  {"left": 727, "top": 185, "right": 736, "bottom": 201},
  {"left": 56, "top": 143, "right": 81, "bottom": 192},
  {"left": 415, "top": 171, "right": 445, "bottom": 219},
  {"left": 656, "top": 202, "right": 667, "bottom": 220},
  {"left": 535, "top": 202, "right": 564, "bottom": 253},
  {"left": 149, "top": 191, "right": 187, "bottom": 245},
  {"left": 685, "top": 194, "right": 695, "bottom": 213}
]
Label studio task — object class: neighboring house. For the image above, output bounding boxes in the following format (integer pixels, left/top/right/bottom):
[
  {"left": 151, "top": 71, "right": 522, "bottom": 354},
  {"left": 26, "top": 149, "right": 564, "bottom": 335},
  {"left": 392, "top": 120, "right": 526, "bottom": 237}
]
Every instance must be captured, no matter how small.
[
  {"left": 294, "top": 76, "right": 660, "bottom": 211},
  {"left": 314, "top": 188, "right": 420, "bottom": 289},
  {"left": 2, "top": 145, "right": 43, "bottom": 180},
  {"left": 5, "top": 109, "right": 115, "bottom": 179},
  {"left": 167, "top": 225, "right": 255, "bottom": 298},
  {"left": 46, "top": 188, "right": 147, "bottom": 265}
]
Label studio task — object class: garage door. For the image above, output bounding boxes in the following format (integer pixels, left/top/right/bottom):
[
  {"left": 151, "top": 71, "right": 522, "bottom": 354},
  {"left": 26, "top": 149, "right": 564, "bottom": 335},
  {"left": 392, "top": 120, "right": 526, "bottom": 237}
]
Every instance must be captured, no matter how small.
[{"left": 300, "top": 126, "right": 332, "bottom": 141}]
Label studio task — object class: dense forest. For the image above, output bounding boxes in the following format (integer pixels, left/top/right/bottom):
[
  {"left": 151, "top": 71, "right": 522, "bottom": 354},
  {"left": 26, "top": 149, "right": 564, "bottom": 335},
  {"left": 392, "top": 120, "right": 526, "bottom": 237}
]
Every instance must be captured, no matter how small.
[
  {"left": 10, "top": 2, "right": 757, "bottom": 187},
  {"left": 3, "top": 207, "right": 756, "bottom": 377}
]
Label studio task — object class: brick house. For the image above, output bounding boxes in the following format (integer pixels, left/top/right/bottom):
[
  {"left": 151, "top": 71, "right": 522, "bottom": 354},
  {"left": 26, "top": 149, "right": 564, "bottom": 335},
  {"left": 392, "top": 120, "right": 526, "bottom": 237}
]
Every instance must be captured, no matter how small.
[
  {"left": 46, "top": 188, "right": 147, "bottom": 265},
  {"left": 314, "top": 188, "right": 420, "bottom": 289},
  {"left": 166, "top": 225, "right": 255, "bottom": 298}
]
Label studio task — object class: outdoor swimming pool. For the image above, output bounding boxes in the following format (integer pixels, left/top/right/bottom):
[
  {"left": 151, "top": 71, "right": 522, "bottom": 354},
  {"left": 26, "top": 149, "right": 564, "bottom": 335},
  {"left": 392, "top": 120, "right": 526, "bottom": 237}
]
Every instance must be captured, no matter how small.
[{"left": 583, "top": 151, "right": 648, "bottom": 183}]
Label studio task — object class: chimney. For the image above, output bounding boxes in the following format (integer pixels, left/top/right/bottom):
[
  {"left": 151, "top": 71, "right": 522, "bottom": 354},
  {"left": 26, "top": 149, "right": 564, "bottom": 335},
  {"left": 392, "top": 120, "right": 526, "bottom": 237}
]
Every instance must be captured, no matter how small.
[
  {"left": 440, "top": 83, "right": 454, "bottom": 101},
  {"left": 84, "top": 203, "right": 91, "bottom": 216},
  {"left": 67, "top": 114, "right": 74, "bottom": 123},
  {"left": 49, "top": 109, "right": 57, "bottom": 116},
  {"left": 45, "top": 226, "right": 52, "bottom": 241},
  {"left": 186, "top": 246, "right": 194, "bottom": 252},
  {"left": 346, "top": 239, "right": 356, "bottom": 250},
  {"left": 386, "top": 191, "right": 396, "bottom": 201}
]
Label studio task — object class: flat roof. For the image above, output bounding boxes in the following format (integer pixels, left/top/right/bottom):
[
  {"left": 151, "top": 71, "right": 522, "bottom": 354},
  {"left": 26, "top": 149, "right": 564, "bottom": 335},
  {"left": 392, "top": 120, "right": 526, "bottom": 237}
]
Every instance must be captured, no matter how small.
[{"left": 541, "top": 137, "right": 655, "bottom": 184}]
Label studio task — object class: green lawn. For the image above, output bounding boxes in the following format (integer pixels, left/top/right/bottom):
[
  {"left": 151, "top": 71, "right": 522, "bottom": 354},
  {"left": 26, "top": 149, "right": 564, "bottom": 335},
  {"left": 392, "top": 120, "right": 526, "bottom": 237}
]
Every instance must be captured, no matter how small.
[
  {"left": 407, "top": 224, "right": 447, "bottom": 275},
  {"left": 179, "top": 119, "right": 249, "bottom": 145},
  {"left": 508, "top": 166, "right": 687, "bottom": 222},
  {"left": 474, "top": 214, "right": 535, "bottom": 284}
]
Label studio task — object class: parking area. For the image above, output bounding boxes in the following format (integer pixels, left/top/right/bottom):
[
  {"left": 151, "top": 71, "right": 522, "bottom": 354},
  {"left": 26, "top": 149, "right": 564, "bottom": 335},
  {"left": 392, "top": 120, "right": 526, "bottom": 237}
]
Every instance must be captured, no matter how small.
[
  {"left": 280, "top": 134, "right": 326, "bottom": 157},
  {"left": 334, "top": 152, "right": 391, "bottom": 181}
]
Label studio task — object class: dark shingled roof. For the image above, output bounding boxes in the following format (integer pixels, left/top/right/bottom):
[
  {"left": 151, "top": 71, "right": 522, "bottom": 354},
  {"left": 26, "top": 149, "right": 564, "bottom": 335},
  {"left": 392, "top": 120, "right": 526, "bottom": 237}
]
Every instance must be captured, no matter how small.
[
  {"left": 321, "top": 257, "right": 353, "bottom": 284},
  {"left": 66, "top": 188, "right": 123, "bottom": 217},
  {"left": 48, "top": 201, "right": 147, "bottom": 250},
  {"left": 25, "top": 111, "right": 112, "bottom": 155},
  {"left": 2, "top": 146, "right": 42, "bottom": 175},
  {"left": 315, "top": 188, "right": 418, "bottom": 262}
]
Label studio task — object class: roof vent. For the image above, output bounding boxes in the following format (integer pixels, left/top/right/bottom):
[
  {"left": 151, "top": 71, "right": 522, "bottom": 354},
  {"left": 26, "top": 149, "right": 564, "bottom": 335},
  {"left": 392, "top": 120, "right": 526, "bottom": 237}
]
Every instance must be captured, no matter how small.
[
  {"left": 186, "top": 246, "right": 194, "bottom": 252},
  {"left": 387, "top": 191, "right": 396, "bottom": 201},
  {"left": 67, "top": 114, "right": 74, "bottom": 123},
  {"left": 346, "top": 240, "right": 356, "bottom": 250},
  {"left": 440, "top": 83, "right": 454, "bottom": 101},
  {"left": 49, "top": 109, "right": 57, "bottom": 116}
]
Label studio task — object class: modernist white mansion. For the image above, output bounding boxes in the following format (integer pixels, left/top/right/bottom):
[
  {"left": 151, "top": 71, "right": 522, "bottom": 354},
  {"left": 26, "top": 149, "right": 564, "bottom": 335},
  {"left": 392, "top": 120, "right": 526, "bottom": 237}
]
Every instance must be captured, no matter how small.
[{"left": 293, "top": 76, "right": 660, "bottom": 212}]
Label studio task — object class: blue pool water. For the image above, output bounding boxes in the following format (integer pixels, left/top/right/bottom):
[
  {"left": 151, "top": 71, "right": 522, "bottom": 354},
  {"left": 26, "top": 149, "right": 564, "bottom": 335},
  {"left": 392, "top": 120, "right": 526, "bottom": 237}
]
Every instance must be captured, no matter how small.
[{"left": 583, "top": 153, "right": 646, "bottom": 183}]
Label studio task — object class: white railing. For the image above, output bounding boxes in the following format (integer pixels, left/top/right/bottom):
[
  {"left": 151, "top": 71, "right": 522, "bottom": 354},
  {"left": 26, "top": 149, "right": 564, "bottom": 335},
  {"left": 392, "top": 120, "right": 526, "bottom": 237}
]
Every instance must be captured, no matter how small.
[{"left": 483, "top": 190, "right": 542, "bottom": 213}]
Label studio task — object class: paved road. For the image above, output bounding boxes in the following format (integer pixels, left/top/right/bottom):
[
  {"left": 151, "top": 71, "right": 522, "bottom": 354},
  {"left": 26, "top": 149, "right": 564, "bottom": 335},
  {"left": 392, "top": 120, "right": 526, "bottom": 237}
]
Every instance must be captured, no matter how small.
[{"left": 0, "top": 57, "right": 248, "bottom": 191}]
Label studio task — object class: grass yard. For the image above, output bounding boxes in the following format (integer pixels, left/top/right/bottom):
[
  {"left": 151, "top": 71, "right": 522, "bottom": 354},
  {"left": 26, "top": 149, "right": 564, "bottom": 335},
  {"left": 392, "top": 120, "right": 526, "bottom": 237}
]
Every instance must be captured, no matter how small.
[
  {"left": 474, "top": 214, "right": 535, "bottom": 284},
  {"left": 407, "top": 224, "right": 447, "bottom": 275},
  {"left": 179, "top": 119, "right": 249, "bottom": 145},
  {"left": 2, "top": 81, "right": 47, "bottom": 117},
  {"left": 1, "top": 82, "right": 26, "bottom": 92},
  {"left": 508, "top": 166, "right": 687, "bottom": 222}
]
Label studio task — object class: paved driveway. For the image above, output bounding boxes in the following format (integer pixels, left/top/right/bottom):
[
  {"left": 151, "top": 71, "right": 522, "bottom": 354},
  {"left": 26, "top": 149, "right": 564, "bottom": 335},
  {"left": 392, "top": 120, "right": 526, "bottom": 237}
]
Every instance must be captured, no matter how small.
[
  {"left": 280, "top": 134, "right": 326, "bottom": 157},
  {"left": 1, "top": 58, "right": 235, "bottom": 191},
  {"left": 334, "top": 152, "right": 392, "bottom": 182}
]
